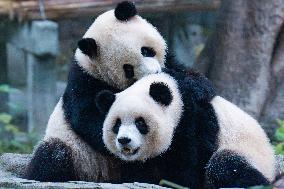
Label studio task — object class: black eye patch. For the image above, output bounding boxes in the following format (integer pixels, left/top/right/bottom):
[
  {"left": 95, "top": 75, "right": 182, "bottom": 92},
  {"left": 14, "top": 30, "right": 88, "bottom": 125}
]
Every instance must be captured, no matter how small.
[
  {"left": 77, "top": 38, "right": 97, "bottom": 59},
  {"left": 141, "top": 47, "right": 156, "bottom": 57},
  {"left": 123, "top": 64, "right": 134, "bottom": 79},
  {"left": 112, "top": 118, "right": 121, "bottom": 134},
  {"left": 135, "top": 117, "right": 149, "bottom": 135}
]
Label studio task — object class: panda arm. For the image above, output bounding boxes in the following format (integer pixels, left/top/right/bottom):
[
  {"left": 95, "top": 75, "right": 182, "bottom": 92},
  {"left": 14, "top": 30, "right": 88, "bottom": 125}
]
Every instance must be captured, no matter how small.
[{"left": 25, "top": 138, "right": 77, "bottom": 182}]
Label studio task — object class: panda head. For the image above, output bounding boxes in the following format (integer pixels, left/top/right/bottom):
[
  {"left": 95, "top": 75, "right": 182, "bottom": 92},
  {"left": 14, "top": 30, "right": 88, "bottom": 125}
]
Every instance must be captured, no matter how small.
[
  {"left": 96, "top": 73, "right": 183, "bottom": 161},
  {"left": 75, "top": 1, "right": 167, "bottom": 89}
]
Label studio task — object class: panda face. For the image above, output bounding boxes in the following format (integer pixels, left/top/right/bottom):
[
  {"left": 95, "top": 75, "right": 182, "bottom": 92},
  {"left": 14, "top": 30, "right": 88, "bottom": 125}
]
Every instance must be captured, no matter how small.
[
  {"left": 101, "top": 73, "right": 183, "bottom": 161},
  {"left": 75, "top": 2, "right": 167, "bottom": 89}
]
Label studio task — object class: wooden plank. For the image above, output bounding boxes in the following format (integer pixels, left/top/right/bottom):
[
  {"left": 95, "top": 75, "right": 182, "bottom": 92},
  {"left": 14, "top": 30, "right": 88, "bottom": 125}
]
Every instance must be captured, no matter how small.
[{"left": 0, "top": 0, "right": 220, "bottom": 21}]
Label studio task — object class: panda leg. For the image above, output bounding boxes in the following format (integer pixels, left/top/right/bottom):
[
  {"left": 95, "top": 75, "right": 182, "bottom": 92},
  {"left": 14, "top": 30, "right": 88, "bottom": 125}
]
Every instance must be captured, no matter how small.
[
  {"left": 204, "top": 149, "right": 269, "bottom": 189},
  {"left": 25, "top": 138, "right": 77, "bottom": 182}
]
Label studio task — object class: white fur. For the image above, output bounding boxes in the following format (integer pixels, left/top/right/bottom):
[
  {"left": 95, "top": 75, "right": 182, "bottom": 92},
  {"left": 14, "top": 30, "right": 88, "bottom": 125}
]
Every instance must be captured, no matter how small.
[
  {"left": 103, "top": 73, "right": 183, "bottom": 161},
  {"left": 40, "top": 7, "right": 167, "bottom": 181},
  {"left": 116, "top": 125, "right": 142, "bottom": 161},
  {"left": 44, "top": 99, "right": 119, "bottom": 181},
  {"left": 75, "top": 10, "right": 167, "bottom": 89},
  {"left": 211, "top": 96, "right": 276, "bottom": 181}
]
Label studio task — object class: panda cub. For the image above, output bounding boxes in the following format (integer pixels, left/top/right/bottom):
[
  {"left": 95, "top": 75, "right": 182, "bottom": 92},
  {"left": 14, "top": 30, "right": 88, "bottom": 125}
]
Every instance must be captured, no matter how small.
[
  {"left": 96, "top": 69, "right": 276, "bottom": 189},
  {"left": 25, "top": 1, "right": 167, "bottom": 182}
]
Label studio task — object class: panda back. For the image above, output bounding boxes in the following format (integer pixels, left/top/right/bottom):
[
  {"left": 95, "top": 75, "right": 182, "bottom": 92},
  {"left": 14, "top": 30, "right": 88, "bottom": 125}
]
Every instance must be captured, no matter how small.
[{"left": 211, "top": 96, "right": 276, "bottom": 181}]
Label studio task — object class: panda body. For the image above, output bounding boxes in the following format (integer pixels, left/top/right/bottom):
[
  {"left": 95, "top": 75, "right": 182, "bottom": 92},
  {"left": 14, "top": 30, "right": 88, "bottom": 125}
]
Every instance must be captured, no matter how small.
[
  {"left": 25, "top": 1, "right": 167, "bottom": 182},
  {"left": 210, "top": 96, "right": 275, "bottom": 181},
  {"left": 96, "top": 69, "right": 275, "bottom": 189}
]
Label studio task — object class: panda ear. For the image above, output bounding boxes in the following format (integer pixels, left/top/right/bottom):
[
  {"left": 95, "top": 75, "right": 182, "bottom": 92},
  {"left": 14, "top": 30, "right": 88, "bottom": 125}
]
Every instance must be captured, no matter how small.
[
  {"left": 149, "top": 82, "right": 173, "bottom": 106},
  {"left": 95, "top": 90, "right": 116, "bottom": 114},
  {"left": 115, "top": 1, "right": 137, "bottom": 21},
  {"left": 77, "top": 38, "right": 97, "bottom": 59}
]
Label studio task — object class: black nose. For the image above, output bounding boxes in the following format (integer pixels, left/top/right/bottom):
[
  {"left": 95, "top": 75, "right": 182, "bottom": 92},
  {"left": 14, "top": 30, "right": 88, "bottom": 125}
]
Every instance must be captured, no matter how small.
[{"left": 118, "top": 137, "right": 131, "bottom": 145}]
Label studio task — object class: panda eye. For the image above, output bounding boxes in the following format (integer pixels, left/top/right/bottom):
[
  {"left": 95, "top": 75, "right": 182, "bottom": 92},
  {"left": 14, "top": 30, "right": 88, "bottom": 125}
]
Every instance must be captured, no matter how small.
[
  {"left": 112, "top": 118, "right": 121, "bottom": 134},
  {"left": 141, "top": 47, "right": 156, "bottom": 57},
  {"left": 135, "top": 117, "right": 149, "bottom": 135}
]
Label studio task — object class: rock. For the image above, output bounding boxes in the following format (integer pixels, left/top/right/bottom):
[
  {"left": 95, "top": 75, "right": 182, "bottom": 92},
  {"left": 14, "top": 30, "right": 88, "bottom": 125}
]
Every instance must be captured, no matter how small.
[
  {"left": 0, "top": 153, "right": 32, "bottom": 177},
  {"left": 0, "top": 153, "right": 168, "bottom": 189},
  {"left": 1, "top": 153, "right": 283, "bottom": 189}
]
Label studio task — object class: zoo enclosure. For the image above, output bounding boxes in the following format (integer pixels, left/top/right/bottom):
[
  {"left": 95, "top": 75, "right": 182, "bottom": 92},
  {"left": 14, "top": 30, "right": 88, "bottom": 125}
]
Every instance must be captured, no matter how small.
[{"left": 0, "top": 0, "right": 219, "bottom": 138}]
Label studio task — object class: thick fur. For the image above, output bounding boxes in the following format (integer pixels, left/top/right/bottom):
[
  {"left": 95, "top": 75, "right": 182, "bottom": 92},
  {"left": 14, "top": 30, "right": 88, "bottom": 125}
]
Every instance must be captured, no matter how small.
[
  {"left": 75, "top": 8, "right": 166, "bottom": 89},
  {"left": 25, "top": 138, "right": 77, "bottom": 182},
  {"left": 63, "top": 62, "right": 119, "bottom": 153},
  {"left": 99, "top": 69, "right": 275, "bottom": 189},
  {"left": 32, "top": 98, "right": 120, "bottom": 182},
  {"left": 114, "top": 1, "right": 137, "bottom": 21},
  {"left": 205, "top": 150, "right": 270, "bottom": 189},
  {"left": 100, "top": 70, "right": 220, "bottom": 188},
  {"left": 26, "top": 2, "right": 167, "bottom": 182},
  {"left": 210, "top": 96, "right": 275, "bottom": 182},
  {"left": 102, "top": 73, "right": 185, "bottom": 161}
]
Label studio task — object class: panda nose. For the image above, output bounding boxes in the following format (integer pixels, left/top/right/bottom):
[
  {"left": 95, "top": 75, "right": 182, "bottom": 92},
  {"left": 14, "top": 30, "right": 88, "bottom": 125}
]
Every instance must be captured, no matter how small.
[{"left": 118, "top": 137, "right": 131, "bottom": 145}]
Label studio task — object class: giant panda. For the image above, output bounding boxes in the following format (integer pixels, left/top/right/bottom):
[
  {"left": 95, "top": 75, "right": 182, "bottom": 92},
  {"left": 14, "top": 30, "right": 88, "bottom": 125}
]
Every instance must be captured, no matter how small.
[
  {"left": 95, "top": 69, "right": 276, "bottom": 189},
  {"left": 25, "top": 1, "right": 167, "bottom": 182}
]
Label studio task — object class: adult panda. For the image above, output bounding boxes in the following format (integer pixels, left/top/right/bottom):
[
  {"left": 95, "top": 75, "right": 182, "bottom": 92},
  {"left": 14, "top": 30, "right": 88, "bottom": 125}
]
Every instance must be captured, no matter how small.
[
  {"left": 95, "top": 69, "right": 276, "bottom": 189},
  {"left": 25, "top": 1, "right": 167, "bottom": 182}
]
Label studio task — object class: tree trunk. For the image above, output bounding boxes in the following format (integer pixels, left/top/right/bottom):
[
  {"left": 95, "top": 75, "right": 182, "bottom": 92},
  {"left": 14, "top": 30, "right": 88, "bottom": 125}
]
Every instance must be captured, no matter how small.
[{"left": 194, "top": 0, "right": 284, "bottom": 136}]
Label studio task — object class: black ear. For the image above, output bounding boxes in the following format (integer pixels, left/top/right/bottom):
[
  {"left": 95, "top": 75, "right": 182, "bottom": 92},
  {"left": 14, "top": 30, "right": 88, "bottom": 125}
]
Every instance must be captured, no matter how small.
[
  {"left": 149, "top": 82, "right": 173, "bottom": 106},
  {"left": 95, "top": 90, "right": 116, "bottom": 114},
  {"left": 77, "top": 38, "right": 97, "bottom": 59},
  {"left": 115, "top": 1, "right": 137, "bottom": 21}
]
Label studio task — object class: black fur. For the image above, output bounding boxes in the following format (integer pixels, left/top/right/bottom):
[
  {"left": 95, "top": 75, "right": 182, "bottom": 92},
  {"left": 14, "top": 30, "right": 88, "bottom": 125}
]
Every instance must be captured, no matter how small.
[
  {"left": 205, "top": 150, "right": 269, "bottom": 189},
  {"left": 149, "top": 82, "right": 173, "bottom": 106},
  {"left": 141, "top": 47, "right": 156, "bottom": 57},
  {"left": 96, "top": 90, "right": 116, "bottom": 114},
  {"left": 135, "top": 117, "right": 149, "bottom": 135},
  {"left": 77, "top": 38, "right": 97, "bottom": 58},
  {"left": 63, "top": 61, "right": 120, "bottom": 153},
  {"left": 123, "top": 64, "right": 135, "bottom": 79},
  {"left": 164, "top": 51, "right": 187, "bottom": 73},
  {"left": 115, "top": 1, "right": 137, "bottom": 21},
  {"left": 25, "top": 138, "right": 77, "bottom": 182},
  {"left": 112, "top": 118, "right": 121, "bottom": 134},
  {"left": 95, "top": 68, "right": 219, "bottom": 188}
]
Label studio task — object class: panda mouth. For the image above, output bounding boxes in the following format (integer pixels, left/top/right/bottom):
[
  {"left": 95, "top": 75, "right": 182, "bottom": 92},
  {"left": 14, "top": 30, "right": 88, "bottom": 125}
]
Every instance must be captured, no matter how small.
[{"left": 121, "top": 147, "right": 140, "bottom": 156}]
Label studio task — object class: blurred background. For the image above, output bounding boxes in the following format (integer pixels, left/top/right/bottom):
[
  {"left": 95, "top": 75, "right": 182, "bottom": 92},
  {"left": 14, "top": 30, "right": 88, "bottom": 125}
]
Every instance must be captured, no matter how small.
[{"left": 0, "top": 0, "right": 284, "bottom": 155}]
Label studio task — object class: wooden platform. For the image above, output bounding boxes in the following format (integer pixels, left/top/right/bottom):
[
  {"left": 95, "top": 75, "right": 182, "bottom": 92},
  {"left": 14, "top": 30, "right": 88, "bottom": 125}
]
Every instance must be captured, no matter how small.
[{"left": 0, "top": 0, "right": 220, "bottom": 21}]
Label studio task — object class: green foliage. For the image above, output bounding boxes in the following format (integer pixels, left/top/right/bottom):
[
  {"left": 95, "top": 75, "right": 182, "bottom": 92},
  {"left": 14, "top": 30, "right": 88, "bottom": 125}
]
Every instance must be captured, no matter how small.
[
  {"left": 273, "top": 119, "right": 284, "bottom": 155},
  {"left": 0, "top": 112, "right": 38, "bottom": 154},
  {"left": 0, "top": 84, "right": 37, "bottom": 154},
  {"left": 0, "top": 113, "right": 12, "bottom": 124},
  {"left": 159, "top": 179, "right": 189, "bottom": 189},
  {"left": 0, "top": 84, "right": 18, "bottom": 93}
]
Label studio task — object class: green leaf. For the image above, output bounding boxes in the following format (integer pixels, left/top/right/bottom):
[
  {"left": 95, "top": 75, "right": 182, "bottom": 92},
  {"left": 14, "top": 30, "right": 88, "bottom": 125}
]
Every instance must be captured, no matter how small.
[
  {"left": 4, "top": 124, "right": 20, "bottom": 134},
  {"left": 274, "top": 143, "right": 284, "bottom": 155},
  {"left": 276, "top": 119, "right": 284, "bottom": 127},
  {"left": 0, "top": 84, "right": 17, "bottom": 93},
  {"left": 275, "top": 126, "right": 284, "bottom": 142},
  {"left": 0, "top": 113, "right": 12, "bottom": 124},
  {"left": 159, "top": 179, "right": 189, "bottom": 189}
]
